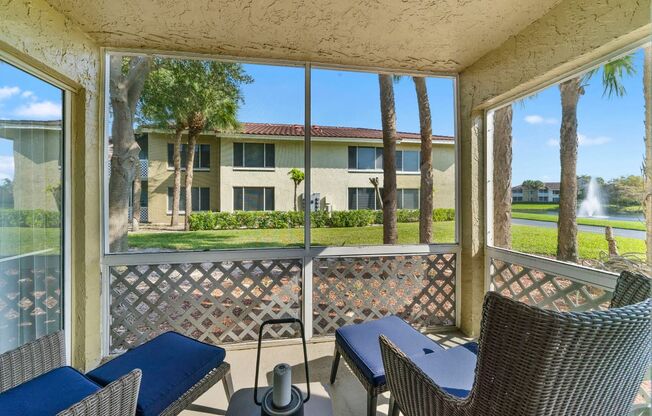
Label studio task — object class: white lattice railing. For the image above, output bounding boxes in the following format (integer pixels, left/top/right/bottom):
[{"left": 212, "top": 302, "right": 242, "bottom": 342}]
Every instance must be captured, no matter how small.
[
  {"left": 312, "top": 253, "right": 456, "bottom": 335},
  {"left": 487, "top": 247, "right": 650, "bottom": 416}
]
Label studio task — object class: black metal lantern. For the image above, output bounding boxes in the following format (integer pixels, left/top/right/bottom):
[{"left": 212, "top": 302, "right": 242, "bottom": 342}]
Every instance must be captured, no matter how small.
[{"left": 254, "top": 318, "right": 311, "bottom": 416}]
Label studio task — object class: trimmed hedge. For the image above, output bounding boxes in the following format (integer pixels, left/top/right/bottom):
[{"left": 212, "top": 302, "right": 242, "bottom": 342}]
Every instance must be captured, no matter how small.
[
  {"left": 189, "top": 208, "right": 455, "bottom": 231},
  {"left": 0, "top": 209, "right": 61, "bottom": 228}
]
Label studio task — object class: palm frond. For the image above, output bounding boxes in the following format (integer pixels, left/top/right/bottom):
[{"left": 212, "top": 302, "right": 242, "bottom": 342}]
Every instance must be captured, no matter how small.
[{"left": 583, "top": 55, "right": 637, "bottom": 98}]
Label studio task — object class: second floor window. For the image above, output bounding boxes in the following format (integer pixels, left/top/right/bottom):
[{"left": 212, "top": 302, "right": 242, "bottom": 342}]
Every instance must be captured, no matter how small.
[
  {"left": 167, "top": 143, "right": 210, "bottom": 169},
  {"left": 349, "top": 146, "right": 383, "bottom": 170},
  {"left": 348, "top": 147, "right": 420, "bottom": 172},
  {"left": 234, "top": 143, "right": 275, "bottom": 168}
]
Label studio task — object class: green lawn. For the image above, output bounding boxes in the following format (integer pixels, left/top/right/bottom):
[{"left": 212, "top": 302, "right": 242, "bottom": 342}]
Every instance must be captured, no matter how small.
[
  {"left": 126, "top": 222, "right": 646, "bottom": 261},
  {"left": 0, "top": 227, "right": 61, "bottom": 256}
]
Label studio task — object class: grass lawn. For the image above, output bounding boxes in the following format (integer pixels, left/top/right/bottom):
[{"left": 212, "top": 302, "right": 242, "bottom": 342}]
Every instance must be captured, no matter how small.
[
  {"left": 127, "top": 222, "right": 646, "bottom": 261},
  {"left": 512, "top": 203, "right": 560, "bottom": 213},
  {"left": 0, "top": 227, "right": 61, "bottom": 256}
]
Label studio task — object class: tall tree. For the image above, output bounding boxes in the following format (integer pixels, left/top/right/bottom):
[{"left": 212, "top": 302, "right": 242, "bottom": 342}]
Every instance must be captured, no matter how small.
[
  {"left": 557, "top": 56, "right": 636, "bottom": 262},
  {"left": 644, "top": 45, "right": 652, "bottom": 266},
  {"left": 413, "top": 77, "right": 434, "bottom": 244},
  {"left": 492, "top": 105, "right": 513, "bottom": 249},
  {"left": 108, "top": 56, "right": 150, "bottom": 252},
  {"left": 379, "top": 74, "right": 398, "bottom": 244},
  {"left": 140, "top": 61, "right": 188, "bottom": 227},
  {"left": 287, "top": 168, "right": 305, "bottom": 211}
]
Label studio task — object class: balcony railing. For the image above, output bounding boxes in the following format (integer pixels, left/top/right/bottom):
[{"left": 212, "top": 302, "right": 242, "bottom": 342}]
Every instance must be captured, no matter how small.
[{"left": 105, "top": 251, "right": 458, "bottom": 353}]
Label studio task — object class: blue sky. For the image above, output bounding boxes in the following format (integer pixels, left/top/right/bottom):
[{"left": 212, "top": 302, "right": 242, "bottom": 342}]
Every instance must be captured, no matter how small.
[{"left": 0, "top": 48, "right": 646, "bottom": 185}]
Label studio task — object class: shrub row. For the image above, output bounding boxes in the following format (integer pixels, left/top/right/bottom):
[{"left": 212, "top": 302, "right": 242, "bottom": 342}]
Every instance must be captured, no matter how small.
[
  {"left": 0, "top": 209, "right": 61, "bottom": 228},
  {"left": 189, "top": 208, "right": 455, "bottom": 231}
]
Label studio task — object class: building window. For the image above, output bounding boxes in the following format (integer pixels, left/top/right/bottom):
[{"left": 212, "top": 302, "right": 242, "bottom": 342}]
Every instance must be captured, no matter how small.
[
  {"left": 348, "top": 188, "right": 379, "bottom": 210},
  {"left": 234, "top": 187, "right": 274, "bottom": 211},
  {"left": 234, "top": 143, "right": 275, "bottom": 168},
  {"left": 167, "top": 187, "right": 210, "bottom": 212},
  {"left": 167, "top": 144, "right": 210, "bottom": 169},
  {"left": 398, "top": 189, "right": 419, "bottom": 209},
  {"left": 397, "top": 150, "right": 420, "bottom": 172},
  {"left": 348, "top": 146, "right": 383, "bottom": 170},
  {"left": 538, "top": 196, "right": 548, "bottom": 202}
]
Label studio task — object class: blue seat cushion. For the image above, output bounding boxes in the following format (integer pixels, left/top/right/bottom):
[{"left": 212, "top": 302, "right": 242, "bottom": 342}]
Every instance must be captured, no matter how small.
[
  {"left": 336, "top": 315, "right": 444, "bottom": 387},
  {"left": 87, "top": 332, "right": 226, "bottom": 416},
  {"left": 0, "top": 366, "right": 101, "bottom": 416},
  {"left": 410, "top": 342, "right": 478, "bottom": 398}
]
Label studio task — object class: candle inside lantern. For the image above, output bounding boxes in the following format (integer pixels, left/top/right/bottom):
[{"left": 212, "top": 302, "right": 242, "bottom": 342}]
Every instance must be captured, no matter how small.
[{"left": 272, "top": 363, "right": 292, "bottom": 408}]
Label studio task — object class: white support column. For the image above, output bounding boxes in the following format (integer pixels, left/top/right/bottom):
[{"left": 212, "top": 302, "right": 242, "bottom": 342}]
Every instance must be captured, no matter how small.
[{"left": 302, "top": 63, "right": 313, "bottom": 339}]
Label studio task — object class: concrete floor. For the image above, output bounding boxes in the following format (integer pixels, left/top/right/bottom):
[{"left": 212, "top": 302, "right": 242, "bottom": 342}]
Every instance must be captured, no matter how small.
[{"left": 181, "top": 330, "right": 473, "bottom": 416}]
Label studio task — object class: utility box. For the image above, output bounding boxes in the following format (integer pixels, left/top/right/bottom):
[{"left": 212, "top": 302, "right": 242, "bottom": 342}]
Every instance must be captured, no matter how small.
[{"left": 310, "top": 193, "right": 321, "bottom": 212}]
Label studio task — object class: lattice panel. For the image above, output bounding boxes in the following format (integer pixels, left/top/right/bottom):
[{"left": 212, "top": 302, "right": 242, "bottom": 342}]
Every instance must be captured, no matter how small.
[
  {"left": 109, "top": 259, "right": 302, "bottom": 353},
  {"left": 490, "top": 257, "right": 650, "bottom": 415},
  {"left": 489, "top": 258, "right": 612, "bottom": 312},
  {"left": 0, "top": 255, "right": 62, "bottom": 354},
  {"left": 312, "top": 254, "right": 456, "bottom": 336}
]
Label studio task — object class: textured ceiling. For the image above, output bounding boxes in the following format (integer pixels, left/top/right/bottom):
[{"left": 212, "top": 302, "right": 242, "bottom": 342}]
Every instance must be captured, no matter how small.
[{"left": 45, "top": 0, "right": 564, "bottom": 72}]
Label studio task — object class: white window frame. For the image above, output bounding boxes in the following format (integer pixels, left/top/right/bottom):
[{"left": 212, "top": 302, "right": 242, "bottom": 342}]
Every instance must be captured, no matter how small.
[
  {"left": 100, "top": 49, "right": 462, "bottom": 350},
  {"left": 0, "top": 51, "right": 73, "bottom": 361},
  {"left": 397, "top": 149, "right": 421, "bottom": 174},
  {"left": 483, "top": 40, "right": 650, "bottom": 293},
  {"left": 166, "top": 186, "right": 210, "bottom": 214},
  {"left": 166, "top": 143, "right": 211, "bottom": 172},
  {"left": 233, "top": 186, "right": 274, "bottom": 211}
]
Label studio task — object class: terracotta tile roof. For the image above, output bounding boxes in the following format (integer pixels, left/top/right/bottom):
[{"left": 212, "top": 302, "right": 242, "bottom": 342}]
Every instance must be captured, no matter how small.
[{"left": 222, "top": 122, "right": 454, "bottom": 142}]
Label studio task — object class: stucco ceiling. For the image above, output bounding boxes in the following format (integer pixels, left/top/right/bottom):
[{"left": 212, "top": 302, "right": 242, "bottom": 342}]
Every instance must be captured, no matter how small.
[{"left": 45, "top": 0, "right": 565, "bottom": 72}]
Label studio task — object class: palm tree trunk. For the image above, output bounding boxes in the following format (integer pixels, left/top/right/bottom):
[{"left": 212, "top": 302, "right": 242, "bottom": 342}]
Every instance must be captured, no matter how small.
[
  {"left": 413, "top": 77, "right": 433, "bottom": 244},
  {"left": 108, "top": 56, "right": 150, "bottom": 252},
  {"left": 132, "top": 173, "right": 141, "bottom": 232},
  {"left": 644, "top": 45, "right": 652, "bottom": 266},
  {"left": 184, "top": 130, "right": 198, "bottom": 231},
  {"left": 171, "top": 127, "right": 183, "bottom": 227},
  {"left": 293, "top": 182, "right": 298, "bottom": 211},
  {"left": 492, "top": 105, "right": 513, "bottom": 249},
  {"left": 557, "top": 77, "right": 581, "bottom": 263},
  {"left": 379, "top": 74, "right": 398, "bottom": 244}
]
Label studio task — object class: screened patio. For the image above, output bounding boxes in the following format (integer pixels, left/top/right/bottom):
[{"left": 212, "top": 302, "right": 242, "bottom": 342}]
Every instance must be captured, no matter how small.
[{"left": 0, "top": 0, "right": 650, "bottom": 415}]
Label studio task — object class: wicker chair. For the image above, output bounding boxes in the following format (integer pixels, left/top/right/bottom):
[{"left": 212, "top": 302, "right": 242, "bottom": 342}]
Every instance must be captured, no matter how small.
[
  {"left": 380, "top": 271, "right": 652, "bottom": 416},
  {"left": 0, "top": 331, "right": 141, "bottom": 415}
]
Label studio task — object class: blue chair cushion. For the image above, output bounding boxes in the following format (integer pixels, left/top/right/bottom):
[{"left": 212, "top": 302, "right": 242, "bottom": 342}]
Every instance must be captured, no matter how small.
[
  {"left": 410, "top": 342, "right": 478, "bottom": 398},
  {"left": 0, "top": 366, "right": 101, "bottom": 416},
  {"left": 87, "top": 332, "right": 226, "bottom": 416},
  {"left": 336, "top": 315, "right": 444, "bottom": 387}
]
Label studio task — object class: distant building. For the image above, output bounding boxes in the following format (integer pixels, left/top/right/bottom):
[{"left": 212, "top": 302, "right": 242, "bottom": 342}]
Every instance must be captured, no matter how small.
[{"left": 512, "top": 182, "right": 560, "bottom": 203}]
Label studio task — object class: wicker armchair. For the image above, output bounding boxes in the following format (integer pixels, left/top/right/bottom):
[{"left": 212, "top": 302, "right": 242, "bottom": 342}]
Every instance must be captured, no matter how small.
[
  {"left": 0, "top": 331, "right": 141, "bottom": 416},
  {"left": 380, "top": 272, "right": 651, "bottom": 416}
]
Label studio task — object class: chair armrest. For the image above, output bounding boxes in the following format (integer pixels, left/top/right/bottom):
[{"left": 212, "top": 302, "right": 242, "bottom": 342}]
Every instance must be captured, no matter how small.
[
  {"left": 57, "top": 369, "right": 142, "bottom": 416},
  {"left": 0, "top": 331, "right": 66, "bottom": 393}
]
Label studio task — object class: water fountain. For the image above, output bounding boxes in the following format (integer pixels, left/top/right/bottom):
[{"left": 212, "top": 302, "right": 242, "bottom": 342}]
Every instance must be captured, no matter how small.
[{"left": 578, "top": 177, "right": 605, "bottom": 218}]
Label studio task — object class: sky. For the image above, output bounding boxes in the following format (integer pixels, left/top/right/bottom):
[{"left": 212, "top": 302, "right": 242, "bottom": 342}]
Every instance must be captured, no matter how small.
[{"left": 0, "top": 47, "right": 646, "bottom": 186}]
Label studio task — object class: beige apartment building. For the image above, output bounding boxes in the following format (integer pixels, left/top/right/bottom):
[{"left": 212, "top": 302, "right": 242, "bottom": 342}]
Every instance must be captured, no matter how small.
[{"left": 138, "top": 123, "right": 456, "bottom": 224}]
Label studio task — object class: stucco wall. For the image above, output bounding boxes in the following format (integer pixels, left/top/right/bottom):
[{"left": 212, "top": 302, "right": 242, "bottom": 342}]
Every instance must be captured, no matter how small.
[
  {"left": 457, "top": 0, "right": 651, "bottom": 336},
  {"left": 1, "top": 0, "right": 101, "bottom": 369}
]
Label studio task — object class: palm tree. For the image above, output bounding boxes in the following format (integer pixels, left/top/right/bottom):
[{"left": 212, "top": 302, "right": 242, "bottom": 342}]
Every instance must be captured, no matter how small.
[
  {"left": 413, "top": 77, "right": 434, "bottom": 244},
  {"left": 492, "top": 105, "right": 513, "bottom": 249},
  {"left": 108, "top": 56, "right": 150, "bottom": 252},
  {"left": 287, "top": 168, "right": 305, "bottom": 211},
  {"left": 644, "top": 45, "right": 651, "bottom": 266},
  {"left": 379, "top": 74, "right": 398, "bottom": 244},
  {"left": 557, "top": 56, "right": 636, "bottom": 262}
]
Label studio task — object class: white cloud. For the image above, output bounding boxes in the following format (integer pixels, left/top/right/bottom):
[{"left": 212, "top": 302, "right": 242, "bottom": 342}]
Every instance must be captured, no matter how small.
[
  {"left": 20, "top": 90, "right": 35, "bottom": 100},
  {"left": 578, "top": 133, "right": 611, "bottom": 146},
  {"left": 525, "top": 115, "right": 557, "bottom": 125},
  {"left": 0, "top": 86, "right": 20, "bottom": 100},
  {"left": 545, "top": 134, "right": 612, "bottom": 148},
  {"left": 14, "top": 101, "right": 62, "bottom": 119},
  {"left": 0, "top": 155, "right": 14, "bottom": 180}
]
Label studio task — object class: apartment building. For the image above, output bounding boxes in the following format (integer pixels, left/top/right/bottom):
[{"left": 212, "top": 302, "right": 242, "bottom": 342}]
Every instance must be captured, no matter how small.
[{"left": 139, "top": 122, "right": 456, "bottom": 224}]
